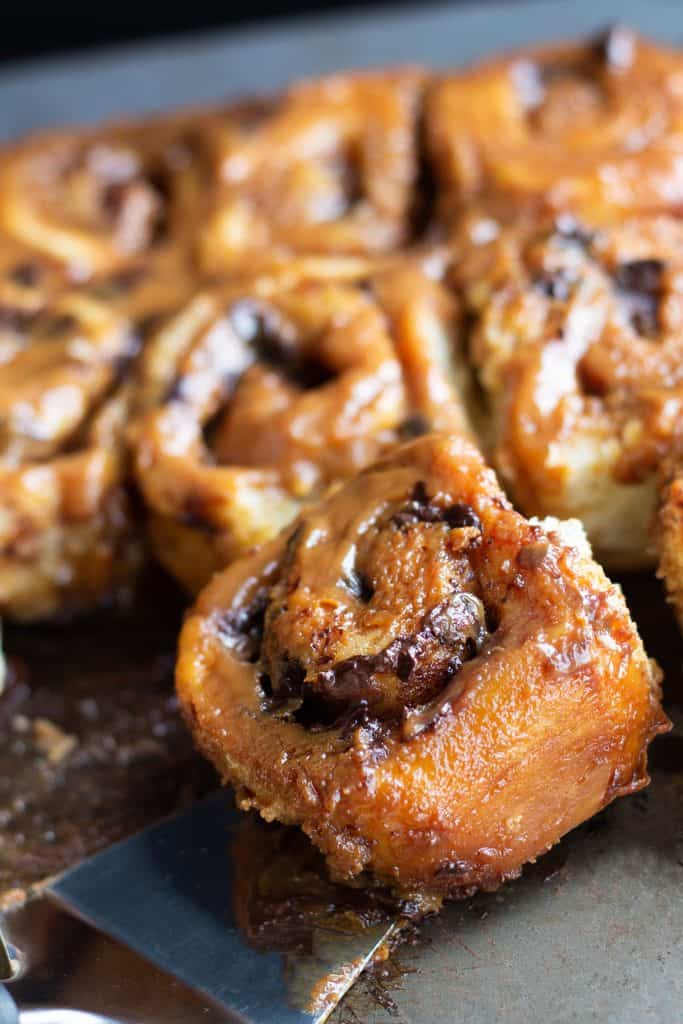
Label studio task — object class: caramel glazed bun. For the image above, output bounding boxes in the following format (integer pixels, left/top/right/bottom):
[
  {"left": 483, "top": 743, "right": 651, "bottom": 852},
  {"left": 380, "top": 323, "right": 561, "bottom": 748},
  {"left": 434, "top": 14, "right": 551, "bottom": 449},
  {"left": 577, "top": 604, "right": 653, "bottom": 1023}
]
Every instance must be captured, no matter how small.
[
  {"left": 0, "top": 283, "right": 146, "bottom": 621},
  {"left": 131, "top": 258, "right": 469, "bottom": 595},
  {"left": 427, "top": 27, "right": 683, "bottom": 227},
  {"left": 0, "top": 67, "right": 425, "bottom": 284},
  {"left": 177, "top": 435, "right": 667, "bottom": 899},
  {"left": 450, "top": 212, "right": 683, "bottom": 571}
]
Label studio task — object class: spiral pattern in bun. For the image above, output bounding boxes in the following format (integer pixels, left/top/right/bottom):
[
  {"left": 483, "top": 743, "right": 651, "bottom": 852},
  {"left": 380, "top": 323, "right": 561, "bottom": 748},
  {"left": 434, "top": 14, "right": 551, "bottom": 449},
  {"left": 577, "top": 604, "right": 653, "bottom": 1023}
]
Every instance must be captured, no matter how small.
[
  {"left": 451, "top": 211, "right": 683, "bottom": 568},
  {"left": 177, "top": 434, "right": 666, "bottom": 898},
  {"left": 198, "top": 70, "right": 426, "bottom": 275},
  {"left": 131, "top": 260, "right": 468, "bottom": 593},
  {"left": 428, "top": 29, "right": 683, "bottom": 227},
  {"left": 0, "top": 289, "right": 143, "bottom": 620}
]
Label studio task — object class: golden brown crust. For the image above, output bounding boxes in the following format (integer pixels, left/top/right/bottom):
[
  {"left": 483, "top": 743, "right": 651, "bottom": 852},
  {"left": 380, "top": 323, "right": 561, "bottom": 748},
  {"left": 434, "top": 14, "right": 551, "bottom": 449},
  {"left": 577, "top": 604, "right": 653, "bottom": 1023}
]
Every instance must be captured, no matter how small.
[
  {"left": 427, "top": 28, "right": 683, "bottom": 227},
  {"left": 197, "top": 69, "right": 426, "bottom": 274},
  {"left": 177, "top": 434, "right": 667, "bottom": 898},
  {"left": 0, "top": 68, "right": 431, "bottom": 618},
  {"left": 0, "top": 289, "right": 143, "bottom": 620},
  {"left": 450, "top": 211, "right": 683, "bottom": 568},
  {"left": 0, "top": 69, "right": 426, "bottom": 287},
  {"left": 131, "top": 259, "right": 470, "bottom": 593}
]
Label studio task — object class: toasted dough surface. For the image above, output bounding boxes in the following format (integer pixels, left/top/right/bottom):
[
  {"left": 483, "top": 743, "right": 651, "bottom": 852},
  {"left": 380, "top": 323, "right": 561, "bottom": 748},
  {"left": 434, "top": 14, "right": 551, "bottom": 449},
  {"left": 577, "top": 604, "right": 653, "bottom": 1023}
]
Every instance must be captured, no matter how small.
[
  {"left": 177, "top": 435, "right": 667, "bottom": 898},
  {"left": 427, "top": 28, "right": 683, "bottom": 225},
  {"left": 131, "top": 260, "right": 470, "bottom": 593},
  {"left": 449, "top": 212, "right": 683, "bottom": 569}
]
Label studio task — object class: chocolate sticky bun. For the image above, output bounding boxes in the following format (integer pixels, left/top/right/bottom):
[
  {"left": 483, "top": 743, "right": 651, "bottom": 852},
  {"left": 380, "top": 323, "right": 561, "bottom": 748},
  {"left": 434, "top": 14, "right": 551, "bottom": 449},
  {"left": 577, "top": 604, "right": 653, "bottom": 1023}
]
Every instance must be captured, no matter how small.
[
  {"left": 131, "top": 260, "right": 468, "bottom": 593},
  {"left": 198, "top": 69, "right": 425, "bottom": 275},
  {"left": 0, "top": 289, "right": 143, "bottom": 620},
  {"left": 451, "top": 212, "right": 683, "bottom": 569},
  {"left": 0, "top": 113, "right": 208, "bottom": 282},
  {"left": 177, "top": 434, "right": 667, "bottom": 899},
  {"left": 428, "top": 29, "right": 683, "bottom": 228}
]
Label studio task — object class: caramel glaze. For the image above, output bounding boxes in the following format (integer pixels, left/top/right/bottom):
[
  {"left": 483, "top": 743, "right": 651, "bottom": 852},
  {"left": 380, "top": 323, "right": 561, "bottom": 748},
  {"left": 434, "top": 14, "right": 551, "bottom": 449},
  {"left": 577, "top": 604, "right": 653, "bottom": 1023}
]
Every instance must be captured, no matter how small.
[
  {"left": 0, "top": 68, "right": 435, "bottom": 620},
  {"left": 0, "top": 69, "right": 424, "bottom": 284},
  {"left": 450, "top": 212, "right": 683, "bottom": 570},
  {"left": 131, "top": 259, "right": 470, "bottom": 594},
  {"left": 427, "top": 27, "right": 683, "bottom": 228},
  {"left": 6, "top": 31, "right": 683, "bottom": 618},
  {"left": 177, "top": 435, "right": 667, "bottom": 899}
]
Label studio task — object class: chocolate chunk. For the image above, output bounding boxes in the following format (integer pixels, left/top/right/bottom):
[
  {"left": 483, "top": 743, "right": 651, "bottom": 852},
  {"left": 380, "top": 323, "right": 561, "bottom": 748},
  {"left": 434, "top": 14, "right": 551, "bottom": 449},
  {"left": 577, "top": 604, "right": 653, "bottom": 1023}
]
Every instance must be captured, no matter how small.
[
  {"left": 277, "top": 657, "right": 307, "bottom": 698},
  {"left": 392, "top": 481, "right": 443, "bottom": 527},
  {"left": 312, "top": 593, "right": 487, "bottom": 714},
  {"left": 393, "top": 485, "right": 481, "bottom": 532},
  {"left": 397, "top": 413, "right": 431, "bottom": 440},
  {"left": 396, "top": 650, "right": 415, "bottom": 682},
  {"left": 613, "top": 259, "right": 664, "bottom": 337},
  {"left": 229, "top": 300, "right": 333, "bottom": 390},
  {"left": 217, "top": 592, "right": 268, "bottom": 662},
  {"left": 337, "top": 701, "right": 383, "bottom": 742},
  {"left": 341, "top": 569, "right": 374, "bottom": 603},
  {"left": 10, "top": 261, "right": 43, "bottom": 288},
  {"left": 443, "top": 503, "right": 481, "bottom": 530}
]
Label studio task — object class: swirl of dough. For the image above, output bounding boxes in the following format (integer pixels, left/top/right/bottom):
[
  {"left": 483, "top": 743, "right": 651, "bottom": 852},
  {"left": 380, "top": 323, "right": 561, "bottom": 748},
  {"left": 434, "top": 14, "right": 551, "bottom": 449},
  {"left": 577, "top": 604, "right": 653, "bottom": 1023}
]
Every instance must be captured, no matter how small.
[
  {"left": 131, "top": 261, "right": 467, "bottom": 594},
  {"left": 428, "top": 29, "right": 683, "bottom": 227},
  {"left": 0, "top": 289, "right": 143, "bottom": 620},
  {"left": 176, "top": 434, "right": 667, "bottom": 899},
  {"left": 451, "top": 211, "right": 683, "bottom": 568},
  {"left": 0, "top": 113, "right": 207, "bottom": 281},
  {"left": 198, "top": 70, "right": 426, "bottom": 274}
]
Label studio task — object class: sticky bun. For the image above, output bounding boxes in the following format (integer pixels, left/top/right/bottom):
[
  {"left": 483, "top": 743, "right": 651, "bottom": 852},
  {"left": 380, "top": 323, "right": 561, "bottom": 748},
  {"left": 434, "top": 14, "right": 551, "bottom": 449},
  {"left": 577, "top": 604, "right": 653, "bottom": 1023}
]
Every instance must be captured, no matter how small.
[
  {"left": 177, "top": 434, "right": 666, "bottom": 898},
  {"left": 131, "top": 260, "right": 467, "bottom": 593},
  {"left": 0, "top": 289, "right": 143, "bottom": 620},
  {"left": 428, "top": 29, "right": 683, "bottom": 227},
  {"left": 198, "top": 69, "right": 425, "bottom": 274},
  {"left": 450, "top": 211, "right": 683, "bottom": 568},
  {"left": 0, "top": 113, "right": 209, "bottom": 283}
]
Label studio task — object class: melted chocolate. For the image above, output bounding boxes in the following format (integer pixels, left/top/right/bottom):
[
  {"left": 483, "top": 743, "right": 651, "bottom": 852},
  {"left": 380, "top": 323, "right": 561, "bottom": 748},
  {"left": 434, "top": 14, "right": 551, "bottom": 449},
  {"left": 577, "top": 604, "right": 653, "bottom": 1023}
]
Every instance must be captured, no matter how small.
[
  {"left": 310, "top": 592, "right": 487, "bottom": 719},
  {"left": 229, "top": 300, "right": 334, "bottom": 391},
  {"left": 216, "top": 591, "right": 268, "bottom": 663},
  {"left": 397, "top": 413, "right": 431, "bottom": 440},
  {"left": 340, "top": 569, "right": 375, "bottom": 603},
  {"left": 9, "top": 262, "right": 43, "bottom": 288},
  {"left": 613, "top": 259, "right": 664, "bottom": 337},
  {"left": 393, "top": 482, "right": 481, "bottom": 532}
]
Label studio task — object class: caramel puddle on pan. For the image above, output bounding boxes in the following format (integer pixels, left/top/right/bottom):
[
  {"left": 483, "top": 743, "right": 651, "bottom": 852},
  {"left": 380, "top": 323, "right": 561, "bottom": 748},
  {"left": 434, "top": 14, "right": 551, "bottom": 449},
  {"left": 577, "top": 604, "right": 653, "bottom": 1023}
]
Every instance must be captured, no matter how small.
[{"left": 229, "top": 812, "right": 413, "bottom": 1020}]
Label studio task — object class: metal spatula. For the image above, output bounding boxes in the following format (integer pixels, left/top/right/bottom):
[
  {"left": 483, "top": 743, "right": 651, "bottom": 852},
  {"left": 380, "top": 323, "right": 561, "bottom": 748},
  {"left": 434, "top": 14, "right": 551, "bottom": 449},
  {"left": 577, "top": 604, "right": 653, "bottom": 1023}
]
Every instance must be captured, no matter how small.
[{"left": 2, "top": 792, "right": 400, "bottom": 1024}]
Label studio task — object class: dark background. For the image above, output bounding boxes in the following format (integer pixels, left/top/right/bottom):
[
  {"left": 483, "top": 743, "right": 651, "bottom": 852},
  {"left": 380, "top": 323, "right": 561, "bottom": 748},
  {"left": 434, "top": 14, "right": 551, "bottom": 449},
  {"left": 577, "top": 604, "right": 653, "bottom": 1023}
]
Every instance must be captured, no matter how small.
[{"left": 0, "top": 2, "right": 436, "bottom": 64}]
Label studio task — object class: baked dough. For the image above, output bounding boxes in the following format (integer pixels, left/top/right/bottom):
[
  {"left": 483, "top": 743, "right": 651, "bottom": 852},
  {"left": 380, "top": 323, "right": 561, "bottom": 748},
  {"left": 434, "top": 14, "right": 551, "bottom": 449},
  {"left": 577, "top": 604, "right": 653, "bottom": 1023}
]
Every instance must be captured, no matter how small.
[{"left": 177, "top": 434, "right": 666, "bottom": 897}]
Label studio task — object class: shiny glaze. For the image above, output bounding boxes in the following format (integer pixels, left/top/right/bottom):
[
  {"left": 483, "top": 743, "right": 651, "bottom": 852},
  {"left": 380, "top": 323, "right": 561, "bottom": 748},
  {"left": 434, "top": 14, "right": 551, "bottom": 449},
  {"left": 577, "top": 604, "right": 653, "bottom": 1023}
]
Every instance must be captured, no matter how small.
[
  {"left": 451, "top": 213, "right": 683, "bottom": 569},
  {"left": 428, "top": 28, "right": 683, "bottom": 225},
  {"left": 176, "top": 435, "right": 667, "bottom": 898},
  {"left": 132, "top": 263, "right": 469, "bottom": 594}
]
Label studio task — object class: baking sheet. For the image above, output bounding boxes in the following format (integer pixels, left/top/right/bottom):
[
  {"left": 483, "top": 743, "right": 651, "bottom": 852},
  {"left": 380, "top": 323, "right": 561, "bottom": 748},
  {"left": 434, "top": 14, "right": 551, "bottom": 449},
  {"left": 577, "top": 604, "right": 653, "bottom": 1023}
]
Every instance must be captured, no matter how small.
[{"left": 0, "top": 2, "right": 681, "bottom": 1022}]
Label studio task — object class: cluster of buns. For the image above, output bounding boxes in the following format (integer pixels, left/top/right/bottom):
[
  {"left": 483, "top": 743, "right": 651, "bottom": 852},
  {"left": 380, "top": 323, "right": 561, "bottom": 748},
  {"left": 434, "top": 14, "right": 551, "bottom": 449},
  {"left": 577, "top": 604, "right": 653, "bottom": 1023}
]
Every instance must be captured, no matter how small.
[{"left": 2, "top": 28, "right": 677, "bottom": 899}]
